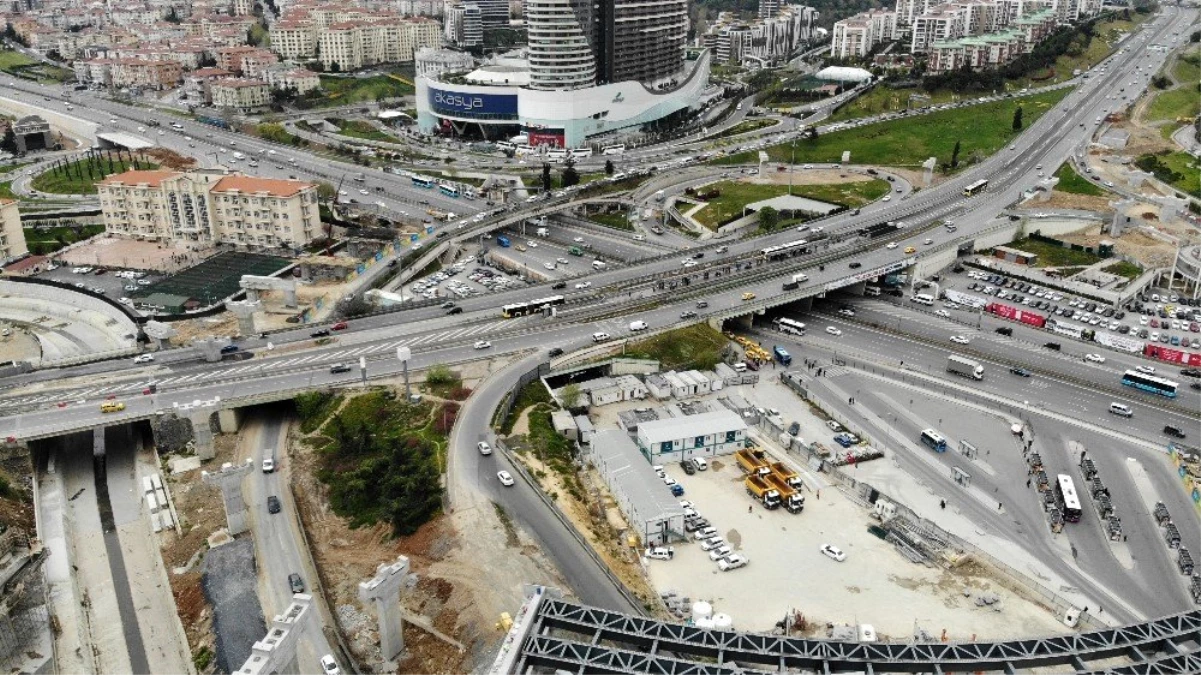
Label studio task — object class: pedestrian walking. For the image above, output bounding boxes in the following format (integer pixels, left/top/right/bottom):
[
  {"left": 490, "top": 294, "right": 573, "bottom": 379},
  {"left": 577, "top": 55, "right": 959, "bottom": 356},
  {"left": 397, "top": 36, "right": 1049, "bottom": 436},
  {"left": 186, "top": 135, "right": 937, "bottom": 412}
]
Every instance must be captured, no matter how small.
[
  {"left": 940, "top": 499, "right": 946, "bottom": 510},
  {"left": 997, "top": 502, "right": 1003, "bottom": 511},
  {"left": 1026, "top": 478, "right": 1032, "bottom": 488},
  {"left": 748, "top": 505, "right": 753, "bottom": 514}
]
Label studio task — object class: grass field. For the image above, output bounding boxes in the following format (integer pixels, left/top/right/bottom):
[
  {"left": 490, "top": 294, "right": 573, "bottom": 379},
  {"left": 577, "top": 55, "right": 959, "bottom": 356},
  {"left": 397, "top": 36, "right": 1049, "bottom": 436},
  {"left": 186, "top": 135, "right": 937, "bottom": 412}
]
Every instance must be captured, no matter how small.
[
  {"left": 1145, "top": 86, "right": 1201, "bottom": 123},
  {"left": 1007, "top": 237, "right": 1102, "bottom": 267},
  {"left": 0, "top": 182, "right": 14, "bottom": 200},
  {"left": 588, "top": 212, "right": 634, "bottom": 230},
  {"left": 1159, "top": 151, "right": 1201, "bottom": 198},
  {"left": 23, "top": 224, "right": 104, "bottom": 253},
  {"left": 1174, "top": 49, "right": 1201, "bottom": 86},
  {"left": 711, "top": 118, "right": 780, "bottom": 140},
  {"left": 334, "top": 119, "right": 401, "bottom": 143},
  {"left": 624, "top": 323, "right": 729, "bottom": 371},
  {"left": 1053, "top": 164, "right": 1104, "bottom": 196},
  {"left": 716, "top": 89, "right": 1070, "bottom": 169},
  {"left": 0, "top": 50, "right": 35, "bottom": 71},
  {"left": 317, "top": 74, "right": 414, "bottom": 107},
  {"left": 691, "top": 179, "right": 890, "bottom": 229},
  {"left": 1103, "top": 261, "right": 1143, "bottom": 280},
  {"left": 30, "top": 158, "right": 158, "bottom": 195}
]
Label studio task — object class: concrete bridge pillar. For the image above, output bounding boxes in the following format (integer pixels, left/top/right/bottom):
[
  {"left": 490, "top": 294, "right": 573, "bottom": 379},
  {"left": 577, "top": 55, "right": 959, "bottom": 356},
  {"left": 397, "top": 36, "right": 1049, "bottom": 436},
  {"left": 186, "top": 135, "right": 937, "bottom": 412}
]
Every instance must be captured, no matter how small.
[
  {"left": 93, "top": 427, "right": 105, "bottom": 458},
  {"left": 217, "top": 408, "right": 241, "bottom": 434},
  {"left": 201, "top": 459, "right": 254, "bottom": 535},
  {"left": 227, "top": 300, "right": 261, "bottom": 336},
  {"left": 188, "top": 410, "right": 216, "bottom": 460},
  {"left": 359, "top": 556, "right": 412, "bottom": 662},
  {"left": 237, "top": 596, "right": 314, "bottom": 675}
]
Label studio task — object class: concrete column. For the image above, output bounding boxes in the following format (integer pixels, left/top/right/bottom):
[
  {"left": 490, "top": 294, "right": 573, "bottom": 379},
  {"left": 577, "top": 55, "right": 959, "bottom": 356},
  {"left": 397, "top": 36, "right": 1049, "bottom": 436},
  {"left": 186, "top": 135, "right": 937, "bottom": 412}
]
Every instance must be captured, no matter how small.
[
  {"left": 237, "top": 595, "right": 314, "bottom": 675},
  {"left": 201, "top": 459, "right": 254, "bottom": 535},
  {"left": 93, "top": 427, "right": 105, "bottom": 458},
  {"left": 282, "top": 287, "right": 297, "bottom": 309},
  {"left": 217, "top": 408, "right": 241, "bottom": 434},
  {"left": 922, "top": 157, "right": 936, "bottom": 186},
  {"left": 189, "top": 411, "right": 216, "bottom": 460},
  {"left": 227, "top": 300, "right": 261, "bottom": 336},
  {"left": 358, "top": 556, "right": 411, "bottom": 662}
]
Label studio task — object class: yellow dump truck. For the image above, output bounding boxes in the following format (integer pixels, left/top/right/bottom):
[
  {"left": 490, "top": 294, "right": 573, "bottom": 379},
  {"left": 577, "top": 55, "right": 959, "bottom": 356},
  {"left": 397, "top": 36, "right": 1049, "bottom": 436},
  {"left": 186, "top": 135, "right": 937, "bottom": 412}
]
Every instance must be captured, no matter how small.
[{"left": 745, "top": 475, "right": 781, "bottom": 509}]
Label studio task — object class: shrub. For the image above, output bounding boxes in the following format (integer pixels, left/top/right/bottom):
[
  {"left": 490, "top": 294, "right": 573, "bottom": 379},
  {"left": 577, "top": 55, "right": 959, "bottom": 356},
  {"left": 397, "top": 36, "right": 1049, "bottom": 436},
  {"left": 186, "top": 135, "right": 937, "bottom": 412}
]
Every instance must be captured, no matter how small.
[{"left": 425, "top": 364, "right": 458, "bottom": 386}]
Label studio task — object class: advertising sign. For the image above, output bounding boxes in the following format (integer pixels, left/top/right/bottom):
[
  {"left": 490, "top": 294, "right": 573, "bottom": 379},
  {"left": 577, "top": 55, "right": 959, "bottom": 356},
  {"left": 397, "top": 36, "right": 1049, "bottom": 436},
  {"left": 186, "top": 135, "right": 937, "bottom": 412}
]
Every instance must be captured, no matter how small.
[
  {"left": 944, "top": 289, "right": 985, "bottom": 308},
  {"left": 429, "top": 88, "right": 518, "bottom": 117},
  {"left": 527, "top": 130, "right": 564, "bottom": 148},
  {"left": 987, "top": 302, "right": 1046, "bottom": 328},
  {"left": 1047, "top": 320, "right": 1086, "bottom": 339},
  {"left": 1144, "top": 344, "right": 1201, "bottom": 366},
  {"left": 1095, "top": 332, "right": 1144, "bottom": 353}
]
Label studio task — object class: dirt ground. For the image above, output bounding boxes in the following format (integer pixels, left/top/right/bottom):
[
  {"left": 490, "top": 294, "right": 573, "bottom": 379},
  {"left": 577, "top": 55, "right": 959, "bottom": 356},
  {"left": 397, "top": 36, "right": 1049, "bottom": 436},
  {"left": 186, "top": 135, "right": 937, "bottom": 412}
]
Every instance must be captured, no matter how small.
[
  {"left": 0, "top": 454, "right": 36, "bottom": 534},
  {"left": 751, "top": 168, "right": 876, "bottom": 186},
  {"left": 1037, "top": 191, "right": 1115, "bottom": 213},
  {"left": 167, "top": 314, "right": 243, "bottom": 346},
  {"left": 59, "top": 238, "right": 215, "bottom": 273},
  {"left": 1057, "top": 221, "right": 1179, "bottom": 269},
  {"left": 159, "top": 434, "right": 240, "bottom": 669}
]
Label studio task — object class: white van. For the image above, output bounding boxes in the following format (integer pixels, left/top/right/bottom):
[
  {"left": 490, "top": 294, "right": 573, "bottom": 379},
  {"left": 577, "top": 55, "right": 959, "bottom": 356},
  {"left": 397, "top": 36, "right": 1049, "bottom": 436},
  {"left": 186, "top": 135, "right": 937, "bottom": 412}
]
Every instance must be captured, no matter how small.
[
  {"left": 592, "top": 332, "right": 611, "bottom": 342},
  {"left": 1108, "top": 402, "right": 1133, "bottom": 417},
  {"left": 692, "top": 457, "right": 708, "bottom": 471},
  {"left": 629, "top": 320, "right": 648, "bottom": 332},
  {"left": 592, "top": 260, "right": 607, "bottom": 270},
  {"left": 732, "top": 362, "right": 747, "bottom": 373},
  {"left": 911, "top": 293, "right": 935, "bottom": 306}
]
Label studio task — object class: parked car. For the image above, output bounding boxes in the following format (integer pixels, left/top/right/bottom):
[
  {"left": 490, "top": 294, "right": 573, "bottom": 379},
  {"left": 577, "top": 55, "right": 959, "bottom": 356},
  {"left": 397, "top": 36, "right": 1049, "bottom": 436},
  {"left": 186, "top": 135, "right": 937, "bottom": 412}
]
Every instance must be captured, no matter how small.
[
  {"left": 310, "top": 329, "right": 330, "bottom": 338},
  {"left": 820, "top": 544, "right": 847, "bottom": 562}
]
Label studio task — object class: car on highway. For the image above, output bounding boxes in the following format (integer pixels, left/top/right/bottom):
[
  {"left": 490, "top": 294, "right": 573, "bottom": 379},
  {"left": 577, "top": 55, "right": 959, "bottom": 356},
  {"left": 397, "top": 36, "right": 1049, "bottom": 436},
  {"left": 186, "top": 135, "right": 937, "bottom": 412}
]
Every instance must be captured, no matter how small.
[
  {"left": 741, "top": 292, "right": 756, "bottom": 301},
  {"left": 100, "top": 401, "right": 125, "bottom": 413},
  {"left": 1135, "top": 365, "right": 1155, "bottom": 374},
  {"left": 949, "top": 335, "right": 970, "bottom": 344},
  {"left": 267, "top": 495, "right": 281, "bottom": 514},
  {"left": 697, "top": 301, "right": 709, "bottom": 308},
  {"left": 904, "top": 246, "right": 916, "bottom": 254},
  {"left": 825, "top": 326, "right": 842, "bottom": 336},
  {"left": 473, "top": 340, "right": 492, "bottom": 350},
  {"left": 133, "top": 354, "right": 154, "bottom": 364},
  {"left": 820, "top": 544, "right": 847, "bottom": 562},
  {"left": 329, "top": 363, "right": 352, "bottom": 374},
  {"left": 1010, "top": 367, "right": 1031, "bottom": 377},
  {"left": 575, "top": 281, "right": 592, "bottom": 289},
  {"left": 935, "top": 309, "right": 950, "bottom": 318},
  {"left": 288, "top": 573, "right": 304, "bottom": 594},
  {"left": 848, "top": 261, "right": 862, "bottom": 269},
  {"left": 882, "top": 195, "right": 891, "bottom": 201},
  {"left": 573, "top": 237, "right": 585, "bottom": 243},
  {"left": 1084, "top": 353, "right": 1107, "bottom": 363},
  {"left": 1181, "top": 368, "right": 1201, "bottom": 378},
  {"left": 838, "top": 308, "right": 855, "bottom": 317},
  {"left": 886, "top": 242, "right": 898, "bottom": 249},
  {"left": 551, "top": 281, "right": 567, "bottom": 290},
  {"left": 680, "top": 310, "right": 698, "bottom": 319},
  {"left": 310, "top": 329, "right": 330, "bottom": 337},
  {"left": 320, "top": 655, "right": 341, "bottom": 675},
  {"left": 497, "top": 470, "right": 515, "bottom": 487},
  {"left": 682, "top": 260, "right": 697, "bottom": 268},
  {"left": 331, "top": 322, "right": 348, "bottom": 331},
  {"left": 477, "top": 441, "right": 492, "bottom": 456},
  {"left": 923, "top": 238, "right": 934, "bottom": 245}
]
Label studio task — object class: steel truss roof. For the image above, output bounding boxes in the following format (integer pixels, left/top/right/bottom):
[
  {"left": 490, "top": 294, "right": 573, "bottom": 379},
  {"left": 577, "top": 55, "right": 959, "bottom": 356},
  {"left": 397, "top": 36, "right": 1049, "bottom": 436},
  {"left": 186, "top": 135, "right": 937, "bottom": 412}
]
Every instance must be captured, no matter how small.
[{"left": 511, "top": 599, "right": 1201, "bottom": 674}]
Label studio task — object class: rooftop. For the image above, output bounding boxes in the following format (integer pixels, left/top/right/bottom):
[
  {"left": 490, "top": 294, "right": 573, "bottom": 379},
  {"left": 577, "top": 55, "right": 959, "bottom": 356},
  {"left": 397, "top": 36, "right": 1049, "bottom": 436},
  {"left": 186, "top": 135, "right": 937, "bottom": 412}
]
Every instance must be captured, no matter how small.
[
  {"left": 100, "top": 169, "right": 180, "bottom": 187},
  {"left": 637, "top": 409, "right": 746, "bottom": 443},
  {"left": 212, "top": 175, "right": 314, "bottom": 197}
]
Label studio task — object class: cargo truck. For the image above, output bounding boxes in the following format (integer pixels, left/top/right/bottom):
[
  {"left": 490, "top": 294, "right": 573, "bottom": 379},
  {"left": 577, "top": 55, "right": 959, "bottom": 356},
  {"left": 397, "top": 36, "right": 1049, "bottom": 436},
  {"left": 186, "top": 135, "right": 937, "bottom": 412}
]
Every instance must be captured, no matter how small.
[
  {"left": 765, "top": 473, "right": 805, "bottom": 513},
  {"left": 782, "top": 272, "right": 809, "bottom": 291},
  {"left": 769, "top": 461, "right": 803, "bottom": 490},
  {"left": 946, "top": 354, "right": 984, "bottom": 380},
  {"left": 735, "top": 448, "right": 771, "bottom": 478},
  {"left": 745, "top": 475, "right": 781, "bottom": 509}
]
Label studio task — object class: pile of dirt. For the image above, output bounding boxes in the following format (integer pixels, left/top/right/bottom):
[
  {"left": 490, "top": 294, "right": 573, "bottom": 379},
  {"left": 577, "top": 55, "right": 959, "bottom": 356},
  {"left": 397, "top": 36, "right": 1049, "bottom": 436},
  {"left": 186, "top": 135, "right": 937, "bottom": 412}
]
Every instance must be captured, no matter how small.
[
  {"left": 1038, "top": 192, "right": 1115, "bottom": 213},
  {"left": 168, "top": 314, "right": 242, "bottom": 346},
  {"left": 144, "top": 148, "right": 199, "bottom": 171},
  {"left": 1057, "top": 223, "right": 1176, "bottom": 269},
  {"left": 0, "top": 456, "right": 35, "bottom": 533}
]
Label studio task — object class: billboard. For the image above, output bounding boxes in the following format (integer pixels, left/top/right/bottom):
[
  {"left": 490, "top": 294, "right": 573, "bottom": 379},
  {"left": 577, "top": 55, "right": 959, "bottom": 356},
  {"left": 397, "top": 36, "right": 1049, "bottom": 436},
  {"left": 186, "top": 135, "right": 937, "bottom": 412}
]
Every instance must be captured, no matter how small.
[
  {"left": 527, "top": 129, "right": 564, "bottom": 148},
  {"left": 1047, "top": 319, "right": 1087, "bottom": 339},
  {"left": 1094, "top": 332, "right": 1143, "bottom": 353},
  {"left": 429, "top": 88, "right": 518, "bottom": 118},
  {"left": 987, "top": 302, "right": 1046, "bottom": 328},
  {"left": 1143, "top": 344, "right": 1201, "bottom": 366},
  {"left": 944, "top": 289, "right": 985, "bottom": 309}
]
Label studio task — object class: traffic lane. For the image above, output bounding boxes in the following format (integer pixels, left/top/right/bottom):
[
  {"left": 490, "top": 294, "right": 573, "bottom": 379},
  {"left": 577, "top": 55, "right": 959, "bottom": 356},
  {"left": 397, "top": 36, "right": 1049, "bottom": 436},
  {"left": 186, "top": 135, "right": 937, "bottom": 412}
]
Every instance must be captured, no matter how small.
[{"left": 785, "top": 315, "right": 1189, "bottom": 444}]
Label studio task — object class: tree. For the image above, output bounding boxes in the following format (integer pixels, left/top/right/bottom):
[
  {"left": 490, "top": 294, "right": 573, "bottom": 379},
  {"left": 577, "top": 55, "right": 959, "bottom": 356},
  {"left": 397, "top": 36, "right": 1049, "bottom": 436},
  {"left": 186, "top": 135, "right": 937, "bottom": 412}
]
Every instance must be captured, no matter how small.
[
  {"left": 1012, "top": 106, "right": 1023, "bottom": 131},
  {"left": 951, "top": 139, "right": 961, "bottom": 169},
  {"left": 541, "top": 162, "right": 552, "bottom": 192},
  {"left": 0, "top": 127, "right": 16, "bottom": 155},
  {"left": 604, "top": 159, "right": 615, "bottom": 176},
  {"left": 757, "top": 206, "right": 780, "bottom": 231},
  {"left": 315, "top": 181, "right": 336, "bottom": 201},
  {"left": 561, "top": 158, "right": 580, "bottom": 188},
  {"left": 560, "top": 383, "right": 583, "bottom": 409}
]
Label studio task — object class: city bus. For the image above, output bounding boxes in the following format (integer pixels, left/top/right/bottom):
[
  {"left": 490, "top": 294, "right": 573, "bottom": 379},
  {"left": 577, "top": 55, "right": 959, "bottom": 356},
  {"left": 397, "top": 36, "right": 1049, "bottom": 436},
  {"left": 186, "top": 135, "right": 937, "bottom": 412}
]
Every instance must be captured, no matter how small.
[
  {"left": 760, "top": 239, "right": 809, "bottom": 261},
  {"left": 570, "top": 148, "right": 594, "bottom": 159},
  {"left": 772, "top": 317, "right": 806, "bottom": 335},
  {"left": 411, "top": 175, "right": 434, "bottom": 188},
  {"left": 963, "top": 179, "right": 989, "bottom": 197},
  {"left": 438, "top": 183, "right": 461, "bottom": 198},
  {"left": 920, "top": 429, "right": 947, "bottom": 453},
  {"left": 501, "top": 295, "right": 566, "bottom": 318},
  {"left": 602, "top": 144, "right": 626, "bottom": 155},
  {"left": 1055, "top": 474, "right": 1082, "bottom": 522},
  {"left": 1120, "top": 369, "right": 1178, "bottom": 398},
  {"left": 773, "top": 346, "right": 792, "bottom": 366},
  {"left": 547, "top": 149, "right": 568, "bottom": 161}
]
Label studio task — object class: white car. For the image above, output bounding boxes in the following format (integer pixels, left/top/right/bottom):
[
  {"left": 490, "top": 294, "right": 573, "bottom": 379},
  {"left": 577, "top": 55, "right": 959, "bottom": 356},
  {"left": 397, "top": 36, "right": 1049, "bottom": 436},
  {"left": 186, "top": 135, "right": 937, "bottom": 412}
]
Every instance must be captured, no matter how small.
[
  {"left": 473, "top": 340, "right": 492, "bottom": 349},
  {"left": 882, "top": 195, "right": 892, "bottom": 201},
  {"left": 838, "top": 308, "right": 855, "bottom": 317},
  {"left": 1084, "top": 353, "right": 1106, "bottom": 363},
  {"left": 575, "top": 281, "right": 592, "bottom": 289},
  {"left": 592, "top": 332, "right": 610, "bottom": 342},
  {"left": 935, "top": 309, "right": 951, "bottom": 318},
  {"left": 556, "top": 258, "right": 569, "bottom": 265},
  {"left": 708, "top": 545, "right": 734, "bottom": 561},
  {"left": 700, "top": 537, "right": 726, "bottom": 551},
  {"left": 477, "top": 441, "right": 492, "bottom": 455},
  {"left": 132, "top": 354, "right": 154, "bottom": 364},
  {"left": 717, "top": 554, "right": 748, "bottom": 571},
  {"left": 644, "top": 547, "right": 674, "bottom": 561},
  {"left": 949, "top": 335, "right": 970, "bottom": 344},
  {"left": 527, "top": 241, "right": 538, "bottom": 248},
  {"left": 886, "top": 242, "right": 898, "bottom": 249},
  {"left": 497, "top": 470, "right": 515, "bottom": 487},
  {"left": 573, "top": 237, "right": 585, "bottom": 243},
  {"left": 1135, "top": 365, "right": 1155, "bottom": 374},
  {"left": 682, "top": 260, "right": 697, "bottom": 268},
  {"left": 826, "top": 326, "right": 842, "bottom": 336},
  {"left": 321, "top": 654, "right": 341, "bottom": 675},
  {"left": 820, "top": 544, "right": 847, "bottom": 562},
  {"left": 359, "top": 189, "right": 369, "bottom": 195},
  {"left": 543, "top": 262, "right": 556, "bottom": 270}
]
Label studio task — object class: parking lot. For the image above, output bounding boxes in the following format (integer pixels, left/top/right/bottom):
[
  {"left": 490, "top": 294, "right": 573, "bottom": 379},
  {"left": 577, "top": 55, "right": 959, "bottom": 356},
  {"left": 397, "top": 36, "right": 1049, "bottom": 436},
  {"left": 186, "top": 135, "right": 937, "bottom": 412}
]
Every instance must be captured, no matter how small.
[
  {"left": 37, "top": 264, "right": 163, "bottom": 306},
  {"left": 954, "top": 270, "right": 1201, "bottom": 350},
  {"left": 403, "top": 254, "right": 528, "bottom": 301}
]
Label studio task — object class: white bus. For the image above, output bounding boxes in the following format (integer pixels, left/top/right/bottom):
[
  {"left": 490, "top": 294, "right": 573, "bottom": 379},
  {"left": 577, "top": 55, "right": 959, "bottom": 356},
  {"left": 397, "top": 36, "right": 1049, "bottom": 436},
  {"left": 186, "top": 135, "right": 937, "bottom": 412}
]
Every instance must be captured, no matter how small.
[
  {"left": 963, "top": 179, "right": 989, "bottom": 197},
  {"left": 773, "top": 317, "right": 806, "bottom": 335},
  {"left": 497, "top": 141, "right": 516, "bottom": 151},
  {"left": 911, "top": 293, "right": 935, "bottom": 306},
  {"left": 547, "top": 149, "right": 568, "bottom": 161},
  {"left": 570, "top": 148, "right": 594, "bottom": 159},
  {"left": 1056, "top": 474, "right": 1082, "bottom": 522},
  {"left": 602, "top": 144, "right": 626, "bottom": 155}
]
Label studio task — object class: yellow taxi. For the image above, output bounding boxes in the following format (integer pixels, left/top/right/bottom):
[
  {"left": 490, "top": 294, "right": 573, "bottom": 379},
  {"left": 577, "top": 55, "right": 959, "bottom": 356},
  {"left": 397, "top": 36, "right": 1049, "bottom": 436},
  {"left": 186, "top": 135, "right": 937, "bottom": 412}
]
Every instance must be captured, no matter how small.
[
  {"left": 100, "top": 401, "right": 126, "bottom": 413},
  {"left": 904, "top": 246, "right": 916, "bottom": 254},
  {"left": 741, "top": 292, "right": 756, "bottom": 301}
]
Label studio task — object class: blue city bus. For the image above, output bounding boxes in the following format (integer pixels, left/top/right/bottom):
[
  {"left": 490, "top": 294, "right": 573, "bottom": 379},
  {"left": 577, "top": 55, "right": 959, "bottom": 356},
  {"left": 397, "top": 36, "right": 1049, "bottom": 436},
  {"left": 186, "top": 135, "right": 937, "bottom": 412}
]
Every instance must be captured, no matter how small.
[
  {"left": 439, "top": 183, "right": 460, "bottom": 198},
  {"left": 411, "top": 176, "right": 434, "bottom": 188},
  {"left": 1120, "top": 369, "right": 1178, "bottom": 398},
  {"left": 497, "top": 236, "right": 511, "bottom": 247},
  {"left": 920, "top": 429, "right": 947, "bottom": 453},
  {"left": 773, "top": 346, "right": 792, "bottom": 366}
]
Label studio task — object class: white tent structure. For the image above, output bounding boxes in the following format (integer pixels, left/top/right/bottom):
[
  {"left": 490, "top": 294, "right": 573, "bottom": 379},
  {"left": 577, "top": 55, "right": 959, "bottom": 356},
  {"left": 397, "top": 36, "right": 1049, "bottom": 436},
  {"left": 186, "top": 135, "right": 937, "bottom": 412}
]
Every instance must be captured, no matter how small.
[{"left": 815, "top": 66, "right": 873, "bottom": 83}]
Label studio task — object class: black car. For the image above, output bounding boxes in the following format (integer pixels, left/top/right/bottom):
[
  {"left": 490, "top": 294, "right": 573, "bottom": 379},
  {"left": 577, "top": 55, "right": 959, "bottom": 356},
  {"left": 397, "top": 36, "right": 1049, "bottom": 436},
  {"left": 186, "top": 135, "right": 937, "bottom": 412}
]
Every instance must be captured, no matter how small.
[
  {"left": 849, "top": 262, "right": 862, "bottom": 269},
  {"left": 787, "top": 421, "right": 801, "bottom": 436},
  {"left": 267, "top": 495, "right": 281, "bottom": 514},
  {"left": 1043, "top": 342, "right": 1061, "bottom": 351},
  {"left": 1010, "top": 367, "right": 1031, "bottom": 377},
  {"left": 680, "top": 460, "right": 696, "bottom": 475},
  {"left": 693, "top": 252, "right": 705, "bottom": 259},
  {"left": 551, "top": 281, "right": 567, "bottom": 290},
  {"left": 885, "top": 288, "right": 904, "bottom": 297},
  {"left": 696, "top": 301, "right": 709, "bottom": 308},
  {"left": 329, "top": 363, "right": 352, "bottom": 374},
  {"left": 995, "top": 327, "right": 1013, "bottom": 336},
  {"left": 548, "top": 347, "right": 564, "bottom": 357},
  {"left": 220, "top": 344, "right": 239, "bottom": 354},
  {"left": 1181, "top": 368, "right": 1201, "bottom": 378},
  {"left": 447, "top": 306, "right": 463, "bottom": 315},
  {"left": 288, "top": 573, "right": 305, "bottom": 594},
  {"left": 310, "top": 329, "right": 330, "bottom": 338},
  {"left": 1164, "top": 425, "right": 1187, "bottom": 439}
]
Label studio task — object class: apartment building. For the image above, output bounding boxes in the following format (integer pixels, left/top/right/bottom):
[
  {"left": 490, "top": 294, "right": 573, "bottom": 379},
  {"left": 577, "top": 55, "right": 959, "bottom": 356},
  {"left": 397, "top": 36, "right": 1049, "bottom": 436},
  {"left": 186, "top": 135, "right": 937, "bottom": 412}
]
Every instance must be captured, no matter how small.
[
  {"left": 926, "top": 7, "right": 1055, "bottom": 72},
  {"left": 443, "top": 2, "right": 482, "bottom": 47},
  {"left": 210, "top": 77, "right": 271, "bottom": 110},
  {"left": 184, "top": 66, "right": 235, "bottom": 101},
  {"left": 317, "top": 17, "right": 442, "bottom": 71},
  {"left": 263, "top": 64, "right": 321, "bottom": 94},
  {"left": 829, "top": 10, "right": 897, "bottom": 58},
  {"left": 911, "top": 4, "right": 964, "bottom": 53},
  {"left": 268, "top": 21, "right": 317, "bottom": 60},
  {"left": 414, "top": 47, "right": 476, "bottom": 78},
  {"left": 97, "top": 170, "right": 322, "bottom": 250},
  {"left": 0, "top": 200, "right": 28, "bottom": 263},
  {"left": 706, "top": 5, "right": 819, "bottom": 67},
  {"left": 76, "top": 57, "right": 183, "bottom": 89}
]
